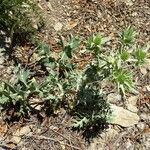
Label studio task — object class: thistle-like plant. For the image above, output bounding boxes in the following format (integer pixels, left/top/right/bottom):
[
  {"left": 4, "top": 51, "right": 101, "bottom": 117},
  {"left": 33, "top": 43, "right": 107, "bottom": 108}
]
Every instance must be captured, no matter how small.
[
  {"left": 121, "top": 26, "right": 136, "bottom": 47},
  {"left": 73, "top": 85, "right": 110, "bottom": 129},
  {"left": 134, "top": 48, "right": 147, "bottom": 65},
  {"left": 120, "top": 51, "right": 130, "bottom": 61},
  {"left": 87, "top": 34, "right": 109, "bottom": 55},
  {"left": 0, "top": 66, "right": 36, "bottom": 114},
  {"left": 112, "top": 69, "right": 134, "bottom": 95},
  {"left": 0, "top": 26, "right": 149, "bottom": 130},
  {"left": 37, "top": 42, "right": 56, "bottom": 69},
  {"left": 0, "top": 0, "right": 41, "bottom": 47}
]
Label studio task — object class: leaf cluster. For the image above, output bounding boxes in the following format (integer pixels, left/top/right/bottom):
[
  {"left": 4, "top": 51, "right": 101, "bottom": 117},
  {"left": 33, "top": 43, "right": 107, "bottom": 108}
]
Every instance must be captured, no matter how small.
[{"left": 0, "top": 0, "right": 41, "bottom": 46}]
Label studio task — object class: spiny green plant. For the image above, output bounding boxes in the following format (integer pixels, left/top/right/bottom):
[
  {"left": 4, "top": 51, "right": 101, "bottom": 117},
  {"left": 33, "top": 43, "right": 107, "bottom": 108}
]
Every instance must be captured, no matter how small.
[
  {"left": 0, "top": 37, "right": 81, "bottom": 115},
  {"left": 0, "top": 27, "right": 148, "bottom": 129},
  {"left": 72, "top": 74, "right": 111, "bottom": 129},
  {"left": 0, "top": 66, "right": 64, "bottom": 115},
  {"left": 0, "top": 0, "right": 41, "bottom": 46},
  {"left": 87, "top": 34, "right": 110, "bottom": 56},
  {"left": 112, "top": 69, "right": 134, "bottom": 95},
  {"left": 36, "top": 37, "right": 80, "bottom": 73},
  {"left": 0, "top": 66, "right": 36, "bottom": 114},
  {"left": 121, "top": 26, "right": 136, "bottom": 47},
  {"left": 85, "top": 29, "right": 145, "bottom": 96},
  {"left": 134, "top": 48, "right": 147, "bottom": 65}
]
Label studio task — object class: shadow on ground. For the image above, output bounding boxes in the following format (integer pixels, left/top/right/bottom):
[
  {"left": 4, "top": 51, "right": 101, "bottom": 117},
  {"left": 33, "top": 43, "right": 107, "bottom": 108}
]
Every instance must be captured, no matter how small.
[{"left": 72, "top": 64, "right": 111, "bottom": 141}]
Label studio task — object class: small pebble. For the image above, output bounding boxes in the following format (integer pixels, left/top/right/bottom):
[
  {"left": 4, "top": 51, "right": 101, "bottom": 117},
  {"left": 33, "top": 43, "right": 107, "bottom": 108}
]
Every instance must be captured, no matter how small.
[
  {"left": 136, "top": 122, "right": 145, "bottom": 131},
  {"left": 125, "top": 140, "right": 134, "bottom": 150}
]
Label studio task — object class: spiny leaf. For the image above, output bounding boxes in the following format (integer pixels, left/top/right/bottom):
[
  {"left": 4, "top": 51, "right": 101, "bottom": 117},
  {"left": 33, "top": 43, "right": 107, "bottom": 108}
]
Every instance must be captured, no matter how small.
[
  {"left": 121, "top": 26, "right": 136, "bottom": 46},
  {"left": 120, "top": 51, "right": 130, "bottom": 61},
  {"left": 134, "top": 49, "right": 146, "bottom": 65}
]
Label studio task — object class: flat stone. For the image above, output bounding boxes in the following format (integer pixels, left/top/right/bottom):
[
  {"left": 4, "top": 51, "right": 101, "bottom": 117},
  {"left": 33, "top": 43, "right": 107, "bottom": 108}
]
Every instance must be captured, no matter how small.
[
  {"left": 140, "top": 67, "right": 147, "bottom": 75},
  {"left": 127, "top": 96, "right": 139, "bottom": 106},
  {"left": 107, "top": 93, "right": 121, "bottom": 104},
  {"left": 126, "top": 104, "right": 138, "bottom": 113},
  {"left": 11, "top": 125, "right": 32, "bottom": 144},
  {"left": 136, "top": 122, "right": 145, "bottom": 131},
  {"left": 109, "top": 104, "right": 140, "bottom": 127},
  {"left": 54, "top": 22, "right": 63, "bottom": 31},
  {"left": 125, "top": 0, "right": 133, "bottom": 6}
]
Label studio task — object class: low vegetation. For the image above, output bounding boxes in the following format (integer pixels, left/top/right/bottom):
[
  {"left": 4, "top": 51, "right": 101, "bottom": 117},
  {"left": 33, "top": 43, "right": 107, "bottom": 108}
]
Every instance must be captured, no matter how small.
[
  {"left": 0, "top": 24, "right": 148, "bottom": 129},
  {"left": 0, "top": 1, "right": 149, "bottom": 130},
  {"left": 0, "top": 0, "right": 41, "bottom": 47}
]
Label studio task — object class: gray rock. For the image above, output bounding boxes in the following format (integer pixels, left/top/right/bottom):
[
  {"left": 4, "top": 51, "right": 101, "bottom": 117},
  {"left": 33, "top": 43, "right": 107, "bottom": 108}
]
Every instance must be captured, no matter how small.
[
  {"left": 126, "top": 104, "right": 138, "bottom": 113},
  {"left": 127, "top": 96, "right": 139, "bottom": 106},
  {"left": 54, "top": 22, "right": 63, "bottom": 31},
  {"left": 109, "top": 104, "right": 140, "bottom": 127},
  {"left": 125, "top": 140, "right": 134, "bottom": 150},
  {"left": 107, "top": 93, "right": 121, "bottom": 104},
  {"left": 136, "top": 122, "right": 145, "bottom": 131}
]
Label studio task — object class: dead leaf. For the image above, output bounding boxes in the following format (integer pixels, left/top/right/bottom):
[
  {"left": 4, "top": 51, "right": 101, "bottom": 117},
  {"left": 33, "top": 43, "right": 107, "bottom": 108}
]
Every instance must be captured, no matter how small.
[
  {"left": 0, "top": 121, "right": 7, "bottom": 136},
  {"left": 7, "top": 142, "right": 17, "bottom": 149},
  {"left": 140, "top": 67, "right": 147, "bottom": 75},
  {"left": 65, "top": 21, "right": 78, "bottom": 30},
  {"left": 11, "top": 136, "right": 21, "bottom": 144},
  {"left": 11, "top": 125, "right": 32, "bottom": 144}
]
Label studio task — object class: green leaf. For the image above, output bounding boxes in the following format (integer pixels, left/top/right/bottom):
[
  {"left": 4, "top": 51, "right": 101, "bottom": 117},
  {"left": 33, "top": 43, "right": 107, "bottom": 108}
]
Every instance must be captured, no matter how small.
[
  {"left": 63, "top": 37, "right": 80, "bottom": 59},
  {"left": 87, "top": 34, "right": 108, "bottom": 55},
  {"left": 121, "top": 26, "right": 136, "bottom": 46},
  {"left": 112, "top": 69, "right": 134, "bottom": 94},
  {"left": 0, "top": 95, "right": 9, "bottom": 104},
  {"left": 17, "top": 69, "right": 30, "bottom": 87},
  {"left": 134, "top": 49, "right": 146, "bottom": 65},
  {"left": 120, "top": 51, "right": 130, "bottom": 61},
  {"left": 3, "top": 81, "right": 17, "bottom": 93},
  {"left": 37, "top": 42, "right": 51, "bottom": 56},
  {"left": 69, "top": 37, "right": 80, "bottom": 49},
  {"left": 73, "top": 117, "right": 89, "bottom": 129}
]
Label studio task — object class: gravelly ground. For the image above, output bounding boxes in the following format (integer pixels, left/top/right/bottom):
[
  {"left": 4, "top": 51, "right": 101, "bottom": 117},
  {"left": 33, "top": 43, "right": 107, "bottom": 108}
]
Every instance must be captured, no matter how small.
[{"left": 0, "top": 0, "right": 150, "bottom": 150}]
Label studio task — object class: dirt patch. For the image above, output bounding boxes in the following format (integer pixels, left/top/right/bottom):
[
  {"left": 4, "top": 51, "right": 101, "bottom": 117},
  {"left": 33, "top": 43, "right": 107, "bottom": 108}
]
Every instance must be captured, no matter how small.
[{"left": 39, "top": 0, "right": 150, "bottom": 43}]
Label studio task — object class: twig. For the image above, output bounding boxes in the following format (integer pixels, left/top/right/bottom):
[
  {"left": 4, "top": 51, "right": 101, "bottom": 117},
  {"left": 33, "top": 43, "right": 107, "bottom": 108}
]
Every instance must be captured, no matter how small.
[
  {"left": 50, "top": 128, "right": 70, "bottom": 142},
  {"left": 25, "top": 134, "right": 81, "bottom": 150},
  {"left": 0, "top": 143, "right": 15, "bottom": 149}
]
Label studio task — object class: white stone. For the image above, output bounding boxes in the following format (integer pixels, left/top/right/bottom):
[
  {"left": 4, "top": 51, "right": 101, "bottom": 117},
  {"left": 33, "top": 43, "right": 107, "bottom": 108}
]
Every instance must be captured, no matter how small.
[
  {"left": 11, "top": 136, "right": 21, "bottom": 144},
  {"left": 125, "top": 0, "right": 133, "bottom": 6},
  {"left": 54, "top": 22, "right": 63, "bottom": 31},
  {"left": 109, "top": 104, "right": 140, "bottom": 127},
  {"left": 14, "top": 126, "right": 31, "bottom": 136},
  {"left": 136, "top": 122, "right": 145, "bottom": 131},
  {"left": 128, "top": 96, "right": 139, "bottom": 106},
  {"left": 140, "top": 67, "right": 147, "bottom": 75},
  {"left": 11, "top": 125, "right": 32, "bottom": 144},
  {"left": 126, "top": 104, "right": 138, "bottom": 113},
  {"left": 107, "top": 93, "right": 121, "bottom": 104}
]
